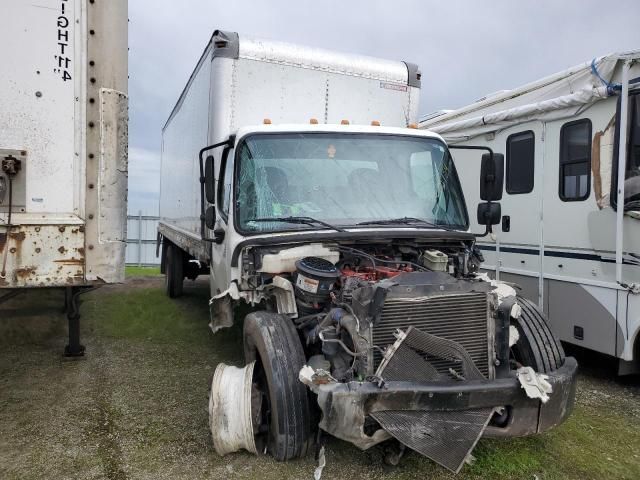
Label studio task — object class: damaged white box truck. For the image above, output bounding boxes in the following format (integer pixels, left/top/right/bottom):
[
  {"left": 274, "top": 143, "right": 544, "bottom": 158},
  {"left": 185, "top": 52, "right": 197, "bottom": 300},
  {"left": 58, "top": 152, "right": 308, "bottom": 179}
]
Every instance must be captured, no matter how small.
[
  {"left": 158, "top": 31, "right": 577, "bottom": 473},
  {"left": 0, "top": 0, "right": 128, "bottom": 355}
]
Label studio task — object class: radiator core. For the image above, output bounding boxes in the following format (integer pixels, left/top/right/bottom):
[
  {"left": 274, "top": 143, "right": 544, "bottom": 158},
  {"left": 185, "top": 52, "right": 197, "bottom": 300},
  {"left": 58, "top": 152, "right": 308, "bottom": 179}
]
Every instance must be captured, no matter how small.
[{"left": 372, "top": 292, "right": 492, "bottom": 378}]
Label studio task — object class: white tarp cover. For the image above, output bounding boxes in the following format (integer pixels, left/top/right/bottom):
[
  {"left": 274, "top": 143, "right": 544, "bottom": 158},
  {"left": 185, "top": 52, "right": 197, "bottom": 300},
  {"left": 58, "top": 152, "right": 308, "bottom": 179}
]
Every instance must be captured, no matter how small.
[{"left": 420, "top": 51, "right": 640, "bottom": 141}]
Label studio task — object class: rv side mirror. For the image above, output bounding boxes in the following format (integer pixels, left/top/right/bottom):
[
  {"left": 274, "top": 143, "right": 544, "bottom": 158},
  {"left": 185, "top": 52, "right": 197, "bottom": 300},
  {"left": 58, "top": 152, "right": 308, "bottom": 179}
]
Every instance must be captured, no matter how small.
[
  {"left": 477, "top": 201, "right": 501, "bottom": 226},
  {"left": 480, "top": 153, "right": 504, "bottom": 201},
  {"left": 205, "top": 155, "right": 215, "bottom": 204},
  {"left": 204, "top": 205, "right": 216, "bottom": 229}
]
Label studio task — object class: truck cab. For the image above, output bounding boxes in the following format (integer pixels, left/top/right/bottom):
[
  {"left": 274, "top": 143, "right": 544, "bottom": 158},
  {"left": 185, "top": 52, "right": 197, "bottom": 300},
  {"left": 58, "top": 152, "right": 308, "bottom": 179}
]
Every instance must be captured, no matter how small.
[{"left": 205, "top": 124, "right": 468, "bottom": 313}]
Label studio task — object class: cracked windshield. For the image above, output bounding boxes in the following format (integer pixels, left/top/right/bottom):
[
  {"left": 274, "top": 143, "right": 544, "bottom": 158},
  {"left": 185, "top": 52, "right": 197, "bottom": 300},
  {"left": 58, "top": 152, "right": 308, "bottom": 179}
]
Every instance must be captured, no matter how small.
[{"left": 235, "top": 133, "right": 468, "bottom": 232}]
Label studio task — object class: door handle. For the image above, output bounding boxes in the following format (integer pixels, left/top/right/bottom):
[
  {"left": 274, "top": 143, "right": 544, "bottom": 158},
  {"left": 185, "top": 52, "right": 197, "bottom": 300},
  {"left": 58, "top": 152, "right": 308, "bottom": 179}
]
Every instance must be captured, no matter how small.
[
  {"left": 501, "top": 215, "right": 511, "bottom": 232},
  {"left": 213, "top": 228, "right": 225, "bottom": 244}
]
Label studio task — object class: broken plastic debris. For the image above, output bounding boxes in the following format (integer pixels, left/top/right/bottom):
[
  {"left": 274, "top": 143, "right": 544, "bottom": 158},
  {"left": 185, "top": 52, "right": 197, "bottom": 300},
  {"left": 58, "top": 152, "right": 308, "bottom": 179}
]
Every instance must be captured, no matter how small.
[
  {"left": 509, "top": 325, "right": 520, "bottom": 347},
  {"left": 314, "top": 445, "right": 326, "bottom": 480},
  {"left": 475, "top": 273, "right": 518, "bottom": 304},
  {"left": 299, "top": 365, "right": 336, "bottom": 387},
  {"left": 516, "top": 366, "right": 552, "bottom": 403},
  {"left": 299, "top": 365, "right": 315, "bottom": 385}
]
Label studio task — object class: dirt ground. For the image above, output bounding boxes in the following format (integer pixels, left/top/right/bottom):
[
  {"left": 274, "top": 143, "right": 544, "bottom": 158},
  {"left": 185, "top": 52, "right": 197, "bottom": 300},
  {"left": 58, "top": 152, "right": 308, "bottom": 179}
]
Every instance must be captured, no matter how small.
[{"left": 1, "top": 273, "right": 639, "bottom": 480}]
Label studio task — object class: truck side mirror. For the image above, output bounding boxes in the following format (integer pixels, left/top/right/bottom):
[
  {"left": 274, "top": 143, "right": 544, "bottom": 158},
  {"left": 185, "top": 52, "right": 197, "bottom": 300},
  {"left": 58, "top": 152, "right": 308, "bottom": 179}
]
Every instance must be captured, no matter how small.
[
  {"left": 205, "top": 205, "right": 216, "bottom": 229},
  {"left": 477, "top": 202, "right": 501, "bottom": 226},
  {"left": 480, "top": 153, "right": 504, "bottom": 201},
  {"left": 205, "top": 155, "right": 215, "bottom": 204}
]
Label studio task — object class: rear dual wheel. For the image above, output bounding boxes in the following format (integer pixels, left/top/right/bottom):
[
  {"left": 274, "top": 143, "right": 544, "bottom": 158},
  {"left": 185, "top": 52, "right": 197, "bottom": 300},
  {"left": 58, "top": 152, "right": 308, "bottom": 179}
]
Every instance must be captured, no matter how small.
[{"left": 164, "top": 242, "right": 184, "bottom": 298}]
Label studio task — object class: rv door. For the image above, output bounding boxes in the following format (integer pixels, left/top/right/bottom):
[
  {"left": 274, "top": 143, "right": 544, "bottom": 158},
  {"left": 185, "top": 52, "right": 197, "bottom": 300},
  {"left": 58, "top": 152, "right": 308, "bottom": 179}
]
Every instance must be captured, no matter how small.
[
  {"left": 452, "top": 122, "right": 544, "bottom": 304},
  {"left": 498, "top": 123, "right": 544, "bottom": 304}
]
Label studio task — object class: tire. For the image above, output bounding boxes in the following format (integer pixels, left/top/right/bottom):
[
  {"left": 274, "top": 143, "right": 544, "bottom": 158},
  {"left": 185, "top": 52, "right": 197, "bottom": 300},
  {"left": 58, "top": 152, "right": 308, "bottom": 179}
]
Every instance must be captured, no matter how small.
[
  {"left": 165, "top": 243, "right": 184, "bottom": 298},
  {"left": 243, "top": 311, "right": 311, "bottom": 461},
  {"left": 511, "top": 296, "right": 565, "bottom": 373}
]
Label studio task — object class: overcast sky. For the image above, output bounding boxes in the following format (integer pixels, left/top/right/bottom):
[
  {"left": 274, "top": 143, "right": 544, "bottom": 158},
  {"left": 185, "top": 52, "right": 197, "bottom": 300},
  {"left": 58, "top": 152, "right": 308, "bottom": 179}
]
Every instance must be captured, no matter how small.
[{"left": 128, "top": 0, "right": 640, "bottom": 214}]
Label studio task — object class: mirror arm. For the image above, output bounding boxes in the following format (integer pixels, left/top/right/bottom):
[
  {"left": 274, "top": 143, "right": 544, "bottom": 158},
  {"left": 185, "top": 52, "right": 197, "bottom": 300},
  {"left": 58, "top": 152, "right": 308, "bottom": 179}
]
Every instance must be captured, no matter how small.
[
  {"left": 198, "top": 136, "right": 235, "bottom": 241},
  {"left": 449, "top": 144, "right": 501, "bottom": 239},
  {"left": 473, "top": 199, "right": 493, "bottom": 238},
  {"left": 448, "top": 144, "right": 494, "bottom": 162},
  {"left": 473, "top": 223, "right": 492, "bottom": 238}
]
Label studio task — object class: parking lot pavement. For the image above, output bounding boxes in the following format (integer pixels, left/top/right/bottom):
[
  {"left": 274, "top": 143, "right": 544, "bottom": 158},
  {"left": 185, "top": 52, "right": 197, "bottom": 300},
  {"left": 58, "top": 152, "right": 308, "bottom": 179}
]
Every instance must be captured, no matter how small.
[{"left": 1, "top": 274, "right": 639, "bottom": 480}]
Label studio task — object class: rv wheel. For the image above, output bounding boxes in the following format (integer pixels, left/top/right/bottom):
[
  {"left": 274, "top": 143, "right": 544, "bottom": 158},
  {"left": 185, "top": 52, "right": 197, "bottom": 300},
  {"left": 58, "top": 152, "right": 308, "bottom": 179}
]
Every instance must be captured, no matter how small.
[
  {"left": 165, "top": 243, "right": 184, "bottom": 298},
  {"left": 243, "top": 311, "right": 311, "bottom": 460},
  {"left": 511, "top": 296, "right": 565, "bottom": 373}
]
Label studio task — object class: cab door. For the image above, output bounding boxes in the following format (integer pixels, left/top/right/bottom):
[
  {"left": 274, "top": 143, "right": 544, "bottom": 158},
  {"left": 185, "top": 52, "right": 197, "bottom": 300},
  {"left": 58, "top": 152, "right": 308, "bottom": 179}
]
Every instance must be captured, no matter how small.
[{"left": 209, "top": 145, "right": 234, "bottom": 296}]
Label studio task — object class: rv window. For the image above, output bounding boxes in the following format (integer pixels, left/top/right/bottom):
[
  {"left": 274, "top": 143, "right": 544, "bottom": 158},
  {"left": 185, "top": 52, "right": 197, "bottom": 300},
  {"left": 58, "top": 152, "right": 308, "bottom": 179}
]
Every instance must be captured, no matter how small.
[
  {"left": 611, "top": 92, "right": 640, "bottom": 209},
  {"left": 629, "top": 95, "right": 640, "bottom": 176},
  {"left": 506, "top": 131, "right": 535, "bottom": 194},
  {"left": 559, "top": 119, "right": 591, "bottom": 201}
]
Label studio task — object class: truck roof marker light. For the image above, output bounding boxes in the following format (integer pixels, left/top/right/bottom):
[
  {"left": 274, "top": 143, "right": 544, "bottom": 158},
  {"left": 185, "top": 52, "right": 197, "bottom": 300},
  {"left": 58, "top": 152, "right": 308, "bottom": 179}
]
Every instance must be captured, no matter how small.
[
  {"left": 263, "top": 118, "right": 272, "bottom": 125},
  {"left": 310, "top": 118, "right": 318, "bottom": 124},
  {"left": 371, "top": 120, "right": 380, "bottom": 126},
  {"left": 341, "top": 119, "right": 350, "bottom": 125},
  {"left": 408, "top": 123, "right": 418, "bottom": 129}
]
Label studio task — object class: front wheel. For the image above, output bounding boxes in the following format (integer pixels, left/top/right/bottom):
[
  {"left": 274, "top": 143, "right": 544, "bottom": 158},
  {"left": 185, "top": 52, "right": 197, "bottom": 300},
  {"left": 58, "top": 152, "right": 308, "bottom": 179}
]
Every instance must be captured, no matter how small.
[
  {"left": 511, "top": 296, "right": 565, "bottom": 372},
  {"left": 243, "top": 311, "right": 311, "bottom": 461}
]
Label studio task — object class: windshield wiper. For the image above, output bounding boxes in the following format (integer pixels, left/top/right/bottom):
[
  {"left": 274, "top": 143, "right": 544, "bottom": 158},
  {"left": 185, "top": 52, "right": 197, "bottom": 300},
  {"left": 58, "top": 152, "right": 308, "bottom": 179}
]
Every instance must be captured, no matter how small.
[
  {"left": 356, "top": 216, "right": 456, "bottom": 231},
  {"left": 249, "top": 216, "right": 347, "bottom": 232}
]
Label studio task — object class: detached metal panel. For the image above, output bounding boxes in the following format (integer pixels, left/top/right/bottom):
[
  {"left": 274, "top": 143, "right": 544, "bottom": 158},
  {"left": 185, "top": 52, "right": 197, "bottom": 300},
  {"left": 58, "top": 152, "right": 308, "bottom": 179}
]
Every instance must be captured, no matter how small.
[{"left": 0, "top": 0, "right": 128, "bottom": 288}]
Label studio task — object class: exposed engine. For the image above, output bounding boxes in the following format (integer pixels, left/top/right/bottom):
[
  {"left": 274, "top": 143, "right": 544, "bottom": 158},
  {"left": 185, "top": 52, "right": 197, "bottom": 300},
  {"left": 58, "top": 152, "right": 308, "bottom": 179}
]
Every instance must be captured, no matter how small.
[{"left": 251, "top": 242, "right": 491, "bottom": 383}]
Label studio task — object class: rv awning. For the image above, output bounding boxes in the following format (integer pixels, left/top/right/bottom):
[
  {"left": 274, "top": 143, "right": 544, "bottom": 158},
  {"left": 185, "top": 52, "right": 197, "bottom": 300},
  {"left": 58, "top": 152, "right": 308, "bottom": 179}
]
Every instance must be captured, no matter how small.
[{"left": 420, "top": 51, "right": 640, "bottom": 141}]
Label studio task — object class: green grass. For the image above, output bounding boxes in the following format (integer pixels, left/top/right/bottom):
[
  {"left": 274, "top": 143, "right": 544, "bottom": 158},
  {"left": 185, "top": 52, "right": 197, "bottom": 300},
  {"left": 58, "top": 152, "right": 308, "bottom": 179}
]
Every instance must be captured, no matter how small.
[
  {"left": 91, "top": 288, "right": 204, "bottom": 343},
  {"left": 464, "top": 403, "right": 640, "bottom": 479},
  {"left": 125, "top": 266, "right": 161, "bottom": 277},
  {"left": 86, "top": 285, "right": 246, "bottom": 364}
]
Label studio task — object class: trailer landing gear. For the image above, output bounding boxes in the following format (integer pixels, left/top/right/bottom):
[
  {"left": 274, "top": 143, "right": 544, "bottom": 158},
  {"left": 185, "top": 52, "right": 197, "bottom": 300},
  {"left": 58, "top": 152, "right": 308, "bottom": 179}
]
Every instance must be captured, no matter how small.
[{"left": 63, "top": 286, "right": 93, "bottom": 357}]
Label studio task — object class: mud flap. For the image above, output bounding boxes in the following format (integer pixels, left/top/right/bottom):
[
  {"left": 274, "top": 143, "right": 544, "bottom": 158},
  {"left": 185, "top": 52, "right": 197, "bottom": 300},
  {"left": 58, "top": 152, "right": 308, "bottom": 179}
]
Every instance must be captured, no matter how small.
[
  {"left": 372, "top": 327, "right": 494, "bottom": 473},
  {"left": 209, "top": 283, "right": 240, "bottom": 333}
]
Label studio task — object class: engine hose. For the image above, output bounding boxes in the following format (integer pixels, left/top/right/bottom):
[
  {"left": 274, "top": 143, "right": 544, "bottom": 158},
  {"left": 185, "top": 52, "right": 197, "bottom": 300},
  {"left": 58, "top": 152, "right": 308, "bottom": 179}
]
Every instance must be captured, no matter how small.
[
  {"left": 337, "top": 313, "right": 370, "bottom": 356},
  {"left": 318, "top": 329, "right": 364, "bottom": 357},
  {"left": 337, "top": 245, "right": 428, "bottom": 272},
  {"left": 294, "top": 312, "right": 323, "bottom": 326}
]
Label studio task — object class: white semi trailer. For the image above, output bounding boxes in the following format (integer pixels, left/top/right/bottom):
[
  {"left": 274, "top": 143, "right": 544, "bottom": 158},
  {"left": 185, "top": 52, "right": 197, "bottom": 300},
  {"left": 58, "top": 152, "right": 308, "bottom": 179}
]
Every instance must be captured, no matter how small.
[
  {"left": 0, "top": 0, "right": 128, "bottom": 355},
  {"left": 159, "top": 31, "right": 576, "bottom": 472},
  {"left": 420, "top": 52, "right": 640, "bottom": 374}
]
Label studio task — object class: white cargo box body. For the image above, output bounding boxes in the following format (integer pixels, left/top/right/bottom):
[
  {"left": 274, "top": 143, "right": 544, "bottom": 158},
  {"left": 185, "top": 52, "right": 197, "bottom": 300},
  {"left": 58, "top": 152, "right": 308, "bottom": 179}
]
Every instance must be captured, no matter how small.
[
  {"left": 160, "top": 31, "right": 421, "bottom": 253},
  {"left": 0, "top": 0, "right": 128, "bottom": 288}
]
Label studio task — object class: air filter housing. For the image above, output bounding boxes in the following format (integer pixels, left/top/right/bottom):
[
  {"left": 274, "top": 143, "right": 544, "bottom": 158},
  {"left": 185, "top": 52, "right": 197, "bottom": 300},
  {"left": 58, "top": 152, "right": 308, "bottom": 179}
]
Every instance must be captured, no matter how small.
[{"left": 294, "top": 256, "right": 339, "bottom": 306}]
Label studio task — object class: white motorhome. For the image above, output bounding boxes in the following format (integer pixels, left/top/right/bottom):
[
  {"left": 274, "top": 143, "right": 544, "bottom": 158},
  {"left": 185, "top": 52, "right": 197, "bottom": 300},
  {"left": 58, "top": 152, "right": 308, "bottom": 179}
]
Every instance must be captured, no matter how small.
[
  {"left": 0, "top": 0, "right": 129, "bottom": 355},
  {"left": 159, "top": 31, "right": 576, "bottom": 472},
  {"left": 421, "top": 52, "right": 640, "bottom": 374}
]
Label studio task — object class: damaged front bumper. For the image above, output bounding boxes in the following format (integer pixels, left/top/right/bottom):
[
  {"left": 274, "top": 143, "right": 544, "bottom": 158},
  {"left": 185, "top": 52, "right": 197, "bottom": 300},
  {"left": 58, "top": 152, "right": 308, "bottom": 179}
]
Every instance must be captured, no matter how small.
[{"left": 313, "top": 356, "right": 578, "bottom": 450}]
